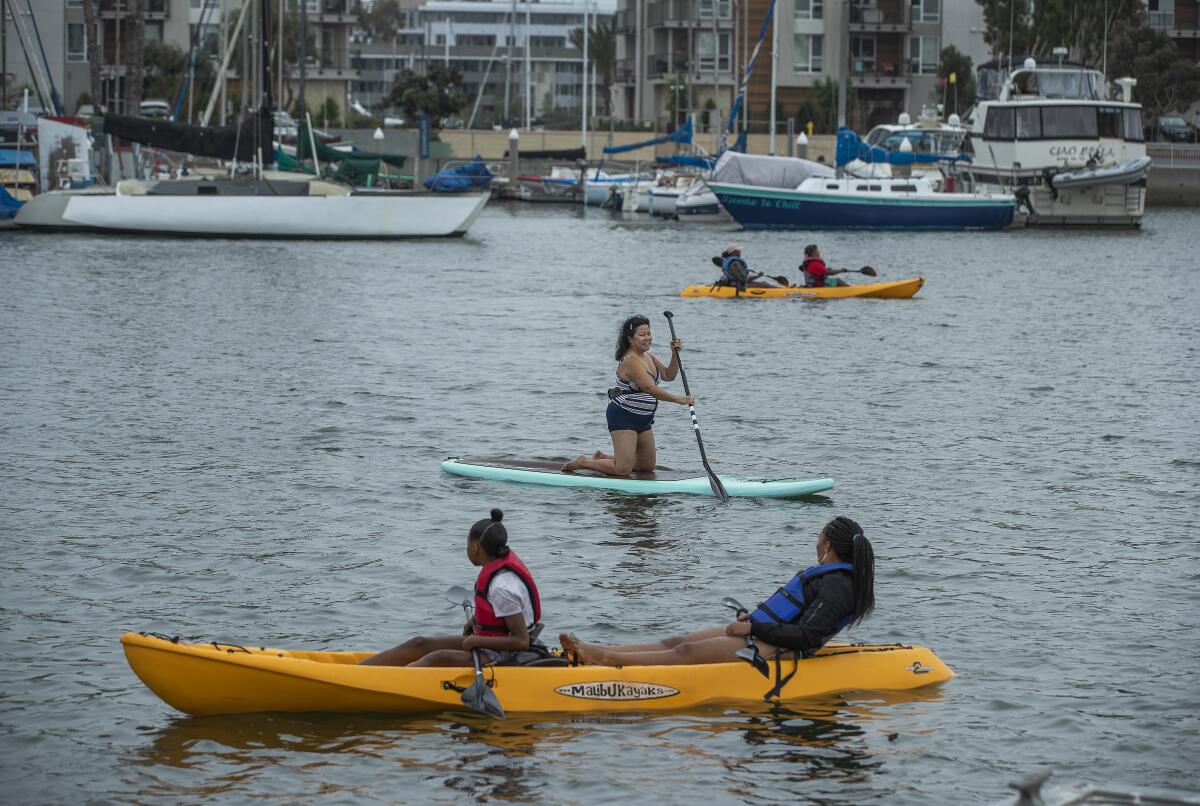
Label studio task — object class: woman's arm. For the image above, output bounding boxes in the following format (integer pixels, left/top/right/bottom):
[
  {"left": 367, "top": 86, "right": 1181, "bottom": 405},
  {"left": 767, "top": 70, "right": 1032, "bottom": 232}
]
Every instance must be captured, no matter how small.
[
  {"left": 623, "top": 355, "right": 692, "bottom": 405},
  {"left": 463, "top": 614, "right": 530, "bottom": 652},
  {"left": 652, "top": 340, "right": 683, "bottom": 382},
  {"left": 748, "top": 575, "right": 856, "bottom": 656}
]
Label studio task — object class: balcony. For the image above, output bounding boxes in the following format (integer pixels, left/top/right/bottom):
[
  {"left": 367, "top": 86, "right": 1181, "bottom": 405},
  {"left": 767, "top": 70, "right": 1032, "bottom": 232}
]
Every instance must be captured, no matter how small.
[
  {"left": 849, "top": 3, "right": 910, "bottom": 32},
  {"left": 99, "top": 0, "right": 168, "bottom": 17},
  {"left": 615, "top": 8, "right": 636, "bottom": 33},
  {"left": 849, "top": 60, "right": 913, "bottom": 87},
  {"left": 647, "top": 0, "right": 733, "bottom": 28},
  {"left": 1148, "top": 10, "right": 1174, "bottom": 29},
  {"left": 614, "top": 58, "right": 635, "bottom": 83}
]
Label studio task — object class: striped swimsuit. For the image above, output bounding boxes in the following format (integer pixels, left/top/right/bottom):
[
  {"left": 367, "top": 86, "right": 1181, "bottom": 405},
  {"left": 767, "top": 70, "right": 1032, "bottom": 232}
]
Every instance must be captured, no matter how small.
[{"left": 612, "top": 361, "right": 659, "bottom": 416}]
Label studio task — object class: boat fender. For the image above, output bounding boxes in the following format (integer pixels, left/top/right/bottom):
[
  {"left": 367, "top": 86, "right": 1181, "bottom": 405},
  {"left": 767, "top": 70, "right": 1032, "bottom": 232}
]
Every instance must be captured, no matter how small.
[{"left": 749, "top": 562, "right": 853, "bottom": 630}]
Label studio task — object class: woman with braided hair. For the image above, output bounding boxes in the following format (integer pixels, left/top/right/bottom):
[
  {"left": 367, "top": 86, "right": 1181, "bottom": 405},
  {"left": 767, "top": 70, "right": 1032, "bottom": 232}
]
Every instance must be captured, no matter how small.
[
  {"left": 560, "top": 517, "right": 874, "bottom": 667},
  {"left": 361, "top": 508, "right": 544, "bottom": 667}
]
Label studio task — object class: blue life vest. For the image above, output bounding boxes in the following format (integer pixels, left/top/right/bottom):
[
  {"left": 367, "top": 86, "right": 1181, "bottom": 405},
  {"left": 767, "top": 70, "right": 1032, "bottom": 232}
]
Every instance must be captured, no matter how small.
[
  {"left": 722, "top": 255, "right": 748, "bottom": 280},
  {"left": 750, "top": 562, "right": 854, "bottom": 629}
]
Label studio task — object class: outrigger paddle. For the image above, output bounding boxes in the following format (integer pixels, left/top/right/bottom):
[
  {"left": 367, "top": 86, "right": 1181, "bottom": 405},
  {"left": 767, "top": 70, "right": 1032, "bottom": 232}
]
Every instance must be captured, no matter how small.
[
  {"left": 662, "top": 311, "right": 729, "bottom": 502},
  {"left": 445, "top": 585, "right": 505, "bottom": 719}
]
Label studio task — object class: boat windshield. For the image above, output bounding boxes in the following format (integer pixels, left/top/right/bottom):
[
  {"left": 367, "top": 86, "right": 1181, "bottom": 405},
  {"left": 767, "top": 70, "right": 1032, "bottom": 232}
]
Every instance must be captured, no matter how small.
[
  {"left": 977, "top": 66, "right": 1107, "bottom": 101},
  {"left": 877, "top": 130, "right": 965, "bottom": 155}
]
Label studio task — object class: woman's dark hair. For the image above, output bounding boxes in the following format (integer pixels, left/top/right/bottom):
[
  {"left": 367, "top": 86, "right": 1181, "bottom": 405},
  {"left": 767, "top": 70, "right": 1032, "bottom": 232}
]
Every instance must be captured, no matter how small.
[
  {"left": 822, "top": 516, "right": 874, "bottom": 625},
  {"left": 803, "top": 244, "right": 819, "bottom": 257},
  {"left": 469, "top": 508, "right": 509, "bottom": 557},
  {"left": 615, "top": 315, "right": 651, "bottom": 361}
]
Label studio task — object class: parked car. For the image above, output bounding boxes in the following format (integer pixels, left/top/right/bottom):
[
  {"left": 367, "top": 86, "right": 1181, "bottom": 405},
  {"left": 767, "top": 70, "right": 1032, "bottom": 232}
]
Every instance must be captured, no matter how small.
[
  {"left": 1157, "top": 115, "right": 1197, "bottom": 143},
  {"left": 139, "top": 99, "right": 171, "bottom": 119}
]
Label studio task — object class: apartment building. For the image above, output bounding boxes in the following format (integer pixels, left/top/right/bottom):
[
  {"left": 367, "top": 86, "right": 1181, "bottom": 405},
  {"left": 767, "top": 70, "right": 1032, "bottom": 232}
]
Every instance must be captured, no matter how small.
[
  {"left": 350, "top": 0, "right": 615, "bottom": 126},
  {"left": 611, "top": 0, "right": 739, "bottom": 128},
  {"left": 1146, "top": 0, "right": 1200, "bottom": 63}
]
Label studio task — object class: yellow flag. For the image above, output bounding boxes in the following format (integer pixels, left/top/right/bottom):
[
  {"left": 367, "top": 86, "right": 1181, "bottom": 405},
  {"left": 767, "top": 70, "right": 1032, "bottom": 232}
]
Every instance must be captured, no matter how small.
[{"left": 949, "top": 72, "right": 957, "bottom": 83}]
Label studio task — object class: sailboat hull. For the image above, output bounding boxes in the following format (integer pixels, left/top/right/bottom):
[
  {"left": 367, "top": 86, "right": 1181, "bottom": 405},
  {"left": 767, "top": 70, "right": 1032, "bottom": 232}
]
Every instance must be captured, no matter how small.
[{"left": 16, "top": 190, "right": 489, "bottom": 239}]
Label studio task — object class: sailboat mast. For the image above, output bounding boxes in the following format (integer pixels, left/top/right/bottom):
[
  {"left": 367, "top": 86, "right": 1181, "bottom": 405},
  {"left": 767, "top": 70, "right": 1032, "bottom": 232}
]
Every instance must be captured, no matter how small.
[{"left": 768, "top": 0, "right": 778, "bottom": 155}]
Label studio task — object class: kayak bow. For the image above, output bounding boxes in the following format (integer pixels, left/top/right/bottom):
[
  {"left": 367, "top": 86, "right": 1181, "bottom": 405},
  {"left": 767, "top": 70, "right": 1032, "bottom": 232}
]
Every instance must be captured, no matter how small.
[{"left": 121, "top": 632, "right": 954, "bottom": 716}]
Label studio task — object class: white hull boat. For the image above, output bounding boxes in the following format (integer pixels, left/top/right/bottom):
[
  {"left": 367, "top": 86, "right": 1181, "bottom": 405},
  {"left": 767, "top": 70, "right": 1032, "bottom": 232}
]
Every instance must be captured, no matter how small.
[
  {"left": 15, "top": 180, "right": 489, "bottom": 238},
  {"left": 674, "top": 179, "right": 725, "bottom": 220}
]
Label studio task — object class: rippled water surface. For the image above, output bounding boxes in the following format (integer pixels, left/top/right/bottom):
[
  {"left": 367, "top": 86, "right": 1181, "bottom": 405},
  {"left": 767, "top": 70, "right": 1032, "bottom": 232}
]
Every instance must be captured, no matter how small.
[{"left": 2, "top": 205, "right": 1198, "bottom": 804}]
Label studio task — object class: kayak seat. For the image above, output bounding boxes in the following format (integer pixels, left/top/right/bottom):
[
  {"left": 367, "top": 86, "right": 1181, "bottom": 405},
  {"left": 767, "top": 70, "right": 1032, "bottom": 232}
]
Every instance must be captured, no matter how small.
[{"left": 520, "top": 656, "right": 570, "bottom": 668}]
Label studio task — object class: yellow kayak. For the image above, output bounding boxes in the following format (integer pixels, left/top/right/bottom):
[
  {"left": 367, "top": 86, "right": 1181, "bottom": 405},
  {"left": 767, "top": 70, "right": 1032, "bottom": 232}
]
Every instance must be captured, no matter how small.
[
  {"left": 121, "top": 631, "right": 954, "bottom": 716},
  {"left": 680, "top": 277, "right": 924, "bottom": 299}
]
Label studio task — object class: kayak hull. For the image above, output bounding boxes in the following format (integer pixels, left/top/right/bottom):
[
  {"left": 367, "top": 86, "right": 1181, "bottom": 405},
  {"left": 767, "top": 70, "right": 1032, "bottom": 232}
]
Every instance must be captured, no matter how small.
[
  {"left": 441, "top": 457, "right": 834, "bottom": 498},
  {"left": 681, "top": 277, "right": 924, "bottom": 299},
  {"left": 121, "top": 632, "right": 954, "bottom": 717}
]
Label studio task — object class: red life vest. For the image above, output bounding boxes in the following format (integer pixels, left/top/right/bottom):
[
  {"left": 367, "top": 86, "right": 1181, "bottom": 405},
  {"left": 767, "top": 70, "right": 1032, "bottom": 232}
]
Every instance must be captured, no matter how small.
[
  {"left": 802, "top": 256, "right": 828, "bottom": 286},
  {"left": 473, "top": 551, "right": 541, "bottom": 637}
]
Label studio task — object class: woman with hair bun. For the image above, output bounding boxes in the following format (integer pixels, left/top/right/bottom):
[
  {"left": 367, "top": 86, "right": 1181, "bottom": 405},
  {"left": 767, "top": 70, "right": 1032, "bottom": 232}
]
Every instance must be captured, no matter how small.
[
  {"left": 560, "top": 516, "right": 874, "bottom": 667},
  {"left": 562, "top": 314, "right": 692, "bottom": 477},
  {"left": 361, "top": 509, "right": 543, "bottom": 667}
]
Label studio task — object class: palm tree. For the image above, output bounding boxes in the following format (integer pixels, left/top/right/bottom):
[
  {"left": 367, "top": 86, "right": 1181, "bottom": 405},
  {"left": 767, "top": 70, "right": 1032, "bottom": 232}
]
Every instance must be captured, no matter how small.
[{"left": 569, "top": 20, "right": 616, "bottom": 117}]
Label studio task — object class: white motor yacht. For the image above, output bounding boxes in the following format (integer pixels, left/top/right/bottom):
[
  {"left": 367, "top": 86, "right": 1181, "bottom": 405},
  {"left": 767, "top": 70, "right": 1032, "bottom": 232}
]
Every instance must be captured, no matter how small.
[{"left": 960, "top": 57, "right": 1150, "bottom": 227}]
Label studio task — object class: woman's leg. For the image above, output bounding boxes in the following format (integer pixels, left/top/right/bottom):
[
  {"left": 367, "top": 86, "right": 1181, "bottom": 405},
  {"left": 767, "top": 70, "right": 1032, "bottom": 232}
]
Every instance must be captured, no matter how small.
[
  {"left": 633, "top": 429, "right": 656, "bottom": 472},
  {"left": 560, "top": 627, "right": 726, "bottom": 655},
  {"left": 568, "top": 634, "right": 780, "bottom": 667},
  {"left": 563, "top": 429, "right": 639, "bottom": 476},
  {"left": 358, "top": 635, "right": 465, "bottom": 666}
]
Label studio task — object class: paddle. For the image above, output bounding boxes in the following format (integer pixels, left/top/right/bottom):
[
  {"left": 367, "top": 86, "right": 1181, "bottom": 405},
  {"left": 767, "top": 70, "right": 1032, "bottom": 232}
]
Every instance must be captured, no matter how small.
[
  {"left": 445, "top": 585, "right": 506, "bottom": 719},
  {"left": 721, "top": 596, "right": 769, "bottom": 677},
  {"left": 662, "top": 311, "right": 729, "bottom": 502}
]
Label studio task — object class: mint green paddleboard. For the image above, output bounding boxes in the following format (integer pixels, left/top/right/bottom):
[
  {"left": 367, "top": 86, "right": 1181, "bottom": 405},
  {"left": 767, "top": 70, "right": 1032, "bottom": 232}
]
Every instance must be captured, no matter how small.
[{"left": 441, "top": 457, "right": 834, "bottom": 499}]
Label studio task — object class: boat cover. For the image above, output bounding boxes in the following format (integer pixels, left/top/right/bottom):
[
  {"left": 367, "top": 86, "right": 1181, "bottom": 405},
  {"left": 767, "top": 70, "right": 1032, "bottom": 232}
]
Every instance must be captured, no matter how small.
[
  {"left": 423, "top": 156, "right": 494, "bottom": 192},
  {"left": 103, "top": 109, "right": 274, "bottom": 165},
  {"left": 503, "top": 146, "right": 586, "bottom": 160},
  {"left": 708, "top": 150, "right": 834, "bottom": 189},
  {"left": 836, "top": 127, "right": 970, "bottom": 167},
  {"left": 0, "top": 184, "right": 22, "bottom": 219},
  {"left": 295, "top": 120, "right": 407, "bottom": 186}
]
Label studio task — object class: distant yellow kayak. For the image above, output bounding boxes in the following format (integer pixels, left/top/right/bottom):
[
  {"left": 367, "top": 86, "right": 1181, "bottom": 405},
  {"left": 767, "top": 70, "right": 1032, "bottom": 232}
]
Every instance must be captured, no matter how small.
[
  {"left": 121, "top": 631, "right": 954, "bottom": 716},
  {"left": 681, "top": 277, "right": 924, "bottom": 299}
]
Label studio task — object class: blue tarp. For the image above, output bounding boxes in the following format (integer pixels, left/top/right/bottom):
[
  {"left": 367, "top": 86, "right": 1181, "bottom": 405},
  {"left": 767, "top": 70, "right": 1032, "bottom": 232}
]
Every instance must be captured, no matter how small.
[
  {"left": 603, "top": 120, "right": 693, "bottom": 155},
  {"left": 657, "top": 154, "right": 715, "bottom": 169},
  {"left": 0, "top": 148, "right": 37, "bottom": 167},
  {"left": 0, "top": 184, "right": 23, "bottom": 220},
  {"left": 423, "top": 155, "right": 494, "bottom": 192},
  {"left": 835, "top": 127, "right": 971, "bottom": 167}
]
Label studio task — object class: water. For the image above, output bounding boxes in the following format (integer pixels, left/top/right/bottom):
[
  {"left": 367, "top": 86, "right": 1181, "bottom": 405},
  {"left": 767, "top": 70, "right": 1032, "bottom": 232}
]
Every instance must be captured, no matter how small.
[{"left": 2, "top": 205, "right": 1198, "bottom": 804}]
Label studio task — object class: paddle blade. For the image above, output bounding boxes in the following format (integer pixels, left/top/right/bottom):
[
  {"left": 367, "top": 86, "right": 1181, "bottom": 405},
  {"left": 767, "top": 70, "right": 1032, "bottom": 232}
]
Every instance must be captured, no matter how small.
[
  {"left": 771, "top": 275, "right": 791, "bottom": 287},
  {"left": 707, "top": 472, "right": 730, "bottom": 502},
  {"left": 460, "top": 676, "right": 506, "bottom": 719},
  {"left": 860, "top": 265, "right": 878, "bottom": 277}
]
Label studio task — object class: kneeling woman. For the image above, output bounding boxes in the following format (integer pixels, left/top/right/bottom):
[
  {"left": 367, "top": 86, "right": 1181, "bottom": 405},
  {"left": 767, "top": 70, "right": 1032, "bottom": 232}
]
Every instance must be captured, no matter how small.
[
  {"left": 560, "top": 516, "right": 873, "bottom": 666},
  {"left": 360, "top": 509, "right": 541, "bottom": 667},
  {"left": 562, "top": 315, "right": 693, "bottom": 477}
]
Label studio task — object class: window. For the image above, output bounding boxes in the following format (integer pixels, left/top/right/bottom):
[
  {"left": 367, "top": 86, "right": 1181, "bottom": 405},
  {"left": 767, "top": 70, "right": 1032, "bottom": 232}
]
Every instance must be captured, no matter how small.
[
  {"left": 67, "top": 22, "right": 87, "bottom": 62},
  {"left": 794, "top": 0, "right": 823, "bottom": 20},
  {"left": 793, "top": 34, "right": 823, "bottom": 73},
  {"left": 1041, "top": 106, "right": 1098, "bottom": 138},
  {"left": 984, "top": 107, "right": 1015, "bottom": 139},
  {"left": 698, "top": 32, "right": 731, "bottom": 72},
  {"left": 1016, "top": 107, "right": 1041, "bottom": 139},
  {"left": 459, "top": 34, "right": 497, "bottom": 47},
  {"left": 1097, "top": 107, "right": 1122, "bottom": 139},
  {"left": 908, "top": 35, "right": 938, "bottom": 75},
  {"left": 1122, "top": 108, "right": 1144, "bottom": 142},
  {"left": 145, "top": 22, "right": 163, "bottom": 43},
  {"left": 851, "top": 36, "right": 875, "bottom": 72},
  {"left": 894, "top": 185, "right": 918, "bottom": 192},
  {"left": 912, "top": 0, "right": 940, "bottom": 23}
]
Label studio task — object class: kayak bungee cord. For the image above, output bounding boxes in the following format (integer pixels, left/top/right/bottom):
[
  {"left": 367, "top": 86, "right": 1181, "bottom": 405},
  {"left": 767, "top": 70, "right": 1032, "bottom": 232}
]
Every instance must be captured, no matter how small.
[{"left": 662, "top": 311, "right": 729, "bottom": 502}]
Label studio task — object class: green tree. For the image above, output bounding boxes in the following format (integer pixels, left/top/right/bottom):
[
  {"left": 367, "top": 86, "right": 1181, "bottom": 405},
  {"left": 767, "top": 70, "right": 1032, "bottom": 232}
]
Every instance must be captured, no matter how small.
[
  {"left": 938, "top": 46, "right": 976, "bottom": 114},
  {"left": 320, "top": 96, "right": 341, "bottom": 127},
  {"left": 812, "top": 76, "right": 856, "bottom": 133},
  {"left": 388, "top": 65, "right": 467, "bottom": 125},
  {"left": 1109, "top": 23, "right": 1200, "bottom": 119},
  {"left": 357, "top": 0, "right": 404, "bottom": 42},
  {"left": 569, "top": 20, "right": 616, "bottom": 116},
  {"left": 975, "top": 0, "right": 1146, "bottom": 69}
]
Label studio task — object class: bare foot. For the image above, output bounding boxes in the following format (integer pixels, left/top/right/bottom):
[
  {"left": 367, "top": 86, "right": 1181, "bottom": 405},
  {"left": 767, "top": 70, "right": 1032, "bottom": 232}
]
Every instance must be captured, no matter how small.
[
  {"left": 561, "top": 455, "right": 586, "bottom": 472},
  {"left": 559, "top": 632, "right": 581, "bottom": 659},
  {"left": 592, "top": 450, "right": 608, "bottom": 460},
  {"left": 559, "top": 633, "right": 610, "bottom": 666}
]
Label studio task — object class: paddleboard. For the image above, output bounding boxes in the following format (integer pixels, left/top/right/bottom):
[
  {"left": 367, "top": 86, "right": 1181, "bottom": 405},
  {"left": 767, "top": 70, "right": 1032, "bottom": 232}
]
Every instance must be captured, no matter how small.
[{"left": 441, "top": 457, "right": 834, "bottom": 498}]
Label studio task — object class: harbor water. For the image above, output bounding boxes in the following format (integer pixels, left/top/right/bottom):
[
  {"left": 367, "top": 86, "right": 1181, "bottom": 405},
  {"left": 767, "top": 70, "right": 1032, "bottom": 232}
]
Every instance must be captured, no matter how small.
[{"left": 1, "top": 206, "right": 1198, "bottom": 803}]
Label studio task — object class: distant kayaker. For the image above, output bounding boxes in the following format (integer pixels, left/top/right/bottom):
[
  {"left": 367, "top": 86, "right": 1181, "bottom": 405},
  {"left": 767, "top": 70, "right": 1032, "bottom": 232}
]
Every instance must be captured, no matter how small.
[
  {"left": 560, "top": 516, "right": 874, "bottom": 666},
  {"left": 562, "top": 315, "right": 692, "bottom": 477},
  {"left": 800, "top": 244, "right": 850, "bottom": 287},
  {"left": 360, "top": 509, "right": 544, "bottom": 667},
  {"left": 711, "top": 243, "right": 755, "bottom": 291}
]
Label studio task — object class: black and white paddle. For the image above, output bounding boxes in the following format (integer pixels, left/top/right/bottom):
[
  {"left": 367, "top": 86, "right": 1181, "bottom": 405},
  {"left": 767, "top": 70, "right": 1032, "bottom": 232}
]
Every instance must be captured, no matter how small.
[
  {"left": 662, "top": 311, "right": 729, "bottom": 502},
  {"left": 445, "top": 585, "right": 505, "bottom": 719}
]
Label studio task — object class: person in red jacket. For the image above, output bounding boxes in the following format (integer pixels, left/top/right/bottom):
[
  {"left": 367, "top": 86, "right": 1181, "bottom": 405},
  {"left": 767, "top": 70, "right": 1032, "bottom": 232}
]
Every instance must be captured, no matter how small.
[
  {"left": 800, "top": 244, "right": 849, "bottom": 287},
  {"left": 360, "top": 509, "right": 543, "bottom": 667}
]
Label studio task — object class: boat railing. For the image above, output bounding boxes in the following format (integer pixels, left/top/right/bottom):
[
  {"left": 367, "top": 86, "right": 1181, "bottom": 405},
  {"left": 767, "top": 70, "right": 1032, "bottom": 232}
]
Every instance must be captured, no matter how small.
[{"left": 1146, "top": 143, "right": 1200, "bottom": 170}]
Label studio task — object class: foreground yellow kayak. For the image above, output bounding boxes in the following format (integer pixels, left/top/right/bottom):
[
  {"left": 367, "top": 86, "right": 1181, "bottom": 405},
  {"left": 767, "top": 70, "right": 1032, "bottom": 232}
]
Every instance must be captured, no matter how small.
[
  {"left": 121, "top": 631, "right": 954, "bottom": 716},
  {"left": 680, "top": 277, "right": 924, "bottom": 299}
]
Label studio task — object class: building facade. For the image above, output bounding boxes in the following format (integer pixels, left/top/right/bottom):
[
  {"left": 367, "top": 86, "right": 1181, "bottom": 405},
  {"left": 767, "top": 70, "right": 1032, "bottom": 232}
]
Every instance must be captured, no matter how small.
[
  {"left": 350, "top": 0, "right": 615, "bottom": 128},
  {"left": 1146, "top": 0, "right": 1200, "bottom": 63}
]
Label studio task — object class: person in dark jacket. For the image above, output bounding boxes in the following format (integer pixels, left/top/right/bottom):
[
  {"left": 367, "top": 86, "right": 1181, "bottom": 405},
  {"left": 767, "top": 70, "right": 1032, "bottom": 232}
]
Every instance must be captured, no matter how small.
[{"left": 560, "top": 516, "right": 874, "bottom": 666}]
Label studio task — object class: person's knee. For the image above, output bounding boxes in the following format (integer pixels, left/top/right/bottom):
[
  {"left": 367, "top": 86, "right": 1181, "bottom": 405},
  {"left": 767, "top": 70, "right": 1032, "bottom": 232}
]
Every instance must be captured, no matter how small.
[
  {"left": 402, "top": 636, "right": 437, "bottom": 654},
  {"left": 673, "top": 641, "right": 696, "bottom": 660},
  {"left": 613, "top": 458, "right": 635, "bottom": 475}
]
